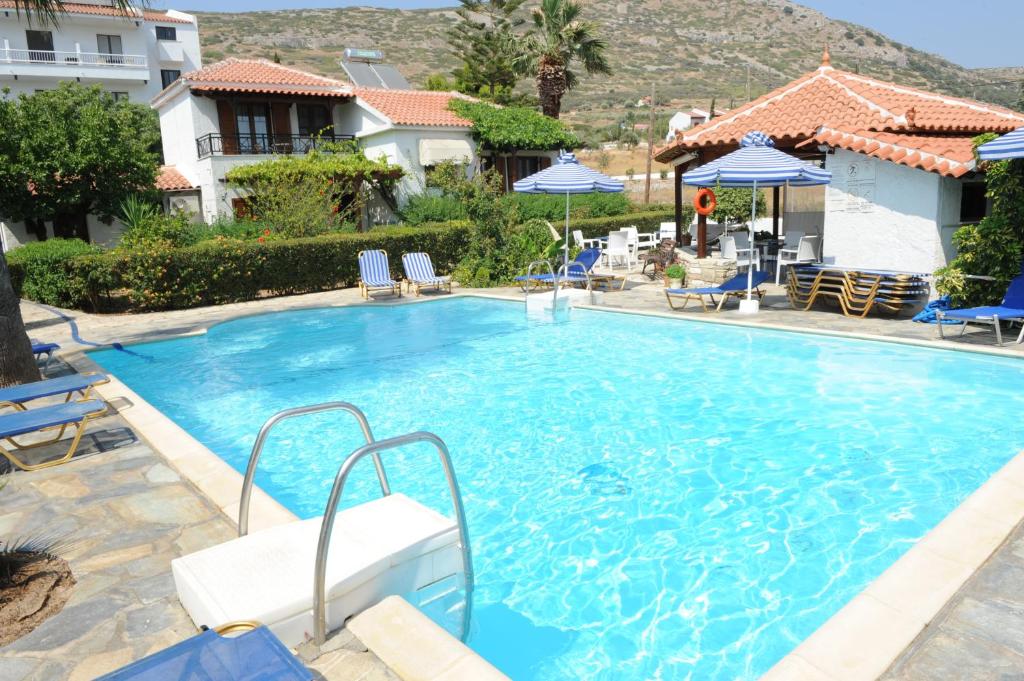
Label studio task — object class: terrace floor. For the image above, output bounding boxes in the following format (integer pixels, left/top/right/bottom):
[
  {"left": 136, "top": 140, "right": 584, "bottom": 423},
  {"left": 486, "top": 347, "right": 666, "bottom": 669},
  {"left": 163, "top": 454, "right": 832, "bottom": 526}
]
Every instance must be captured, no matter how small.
[{"left": 4, "top": 274, "right": 1023, "bottom": 680}]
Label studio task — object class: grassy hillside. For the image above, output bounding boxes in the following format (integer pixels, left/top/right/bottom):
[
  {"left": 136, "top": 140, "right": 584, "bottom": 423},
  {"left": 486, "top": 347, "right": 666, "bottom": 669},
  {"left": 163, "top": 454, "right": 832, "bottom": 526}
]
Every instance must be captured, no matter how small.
[{"left": 190, "top": 0, "right": 1022, "bottom": 127}]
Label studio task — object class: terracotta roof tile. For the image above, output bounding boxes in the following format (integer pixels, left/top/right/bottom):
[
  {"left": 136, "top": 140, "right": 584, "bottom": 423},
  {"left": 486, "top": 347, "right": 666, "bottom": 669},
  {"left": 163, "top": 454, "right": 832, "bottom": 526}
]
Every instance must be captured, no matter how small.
[
  {"left": 354, "top": 88, "right": 474, "bottom": 127},
  {"left": 655, "top": 62, "right": 1024, "bottom": 177},
  {"left": 156, "top": 165, "right": 195, "bottom": 191},
  {"left": 0, "top": 1, "right": 192, "bottom": 23},
  {"left": 178, "top": 59, "right": 352, "bottom": 98}
]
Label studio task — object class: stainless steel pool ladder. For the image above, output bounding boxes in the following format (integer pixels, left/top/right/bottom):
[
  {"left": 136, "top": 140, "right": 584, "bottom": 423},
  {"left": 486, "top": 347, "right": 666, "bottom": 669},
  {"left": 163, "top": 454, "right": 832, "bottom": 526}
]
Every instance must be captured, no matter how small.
[
  {"left": 525, "top": 259, "right": 559, "bottom": 309},
  {"left": 236, "top": 402, "right": 475, "bottom": 647}
]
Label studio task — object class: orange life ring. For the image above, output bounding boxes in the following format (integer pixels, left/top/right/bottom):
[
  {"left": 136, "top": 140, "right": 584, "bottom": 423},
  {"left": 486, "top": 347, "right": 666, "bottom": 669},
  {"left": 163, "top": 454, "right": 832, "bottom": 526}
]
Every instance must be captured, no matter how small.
[{"left": 694, "top": 188, "right": 717, "bottom": 216}]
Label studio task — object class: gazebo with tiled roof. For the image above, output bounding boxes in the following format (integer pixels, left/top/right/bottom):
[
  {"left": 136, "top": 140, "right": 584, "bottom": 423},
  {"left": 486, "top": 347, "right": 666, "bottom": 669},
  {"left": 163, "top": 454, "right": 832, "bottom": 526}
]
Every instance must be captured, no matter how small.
[{"left": 655, "top": 49, "right": 1024, "bottom": 265}]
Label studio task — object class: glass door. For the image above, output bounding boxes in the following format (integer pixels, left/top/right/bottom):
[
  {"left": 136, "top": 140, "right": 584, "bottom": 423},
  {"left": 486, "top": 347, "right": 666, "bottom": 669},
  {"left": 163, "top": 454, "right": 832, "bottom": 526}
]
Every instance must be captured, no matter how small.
[
  {"left": 235, "top": 103, "right": 270, "bottom": 154},
  {"left": 97, "top": 34, "right": 124, "bottom": 64},
  {"left": 25, "top": 30, "right": 54, "bottom": 62}
]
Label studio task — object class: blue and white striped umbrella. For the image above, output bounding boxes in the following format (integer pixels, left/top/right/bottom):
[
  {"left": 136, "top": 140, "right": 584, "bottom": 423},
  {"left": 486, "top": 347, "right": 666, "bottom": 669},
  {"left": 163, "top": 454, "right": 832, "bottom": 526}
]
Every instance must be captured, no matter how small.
[
  {"left": 683, "top": 132, "right": 832, "bottom": 311},
  {"left": 978, "top": 127, "right": 1024, "bottom": 160},
  {"left": 514, "top": 152, "right": 624, "bottom": 271},
  {"left": 682, "top": 131, "right": 832, "bottom": 187},
  {"left": 513, "top": 151, "right": 625, "bottom": 194}
]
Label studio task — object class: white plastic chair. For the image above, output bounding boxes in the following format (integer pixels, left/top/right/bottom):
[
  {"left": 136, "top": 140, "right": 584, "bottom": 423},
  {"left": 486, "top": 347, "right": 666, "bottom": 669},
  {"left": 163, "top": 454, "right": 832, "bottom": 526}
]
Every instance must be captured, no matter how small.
[
  {"left": 602, "top": 230, "right": 635, "bottom": 272},
  {"left": 623, "top": 226, "right": 640, "bottom": 255},
  {"left": 574, "top": 228, "right": 603, "bottom": 249},
  {"left": 632, "top": 225, "right": 658, "bottom": 252},
  {"left": 720, "top": 235, "right": 759, "bottom": 272},
  {"left": 776, "top": 235, "right": 818, "bottom": 284},
  {"left": 659, "top": 221, "right": 676, "bottom": 240}
]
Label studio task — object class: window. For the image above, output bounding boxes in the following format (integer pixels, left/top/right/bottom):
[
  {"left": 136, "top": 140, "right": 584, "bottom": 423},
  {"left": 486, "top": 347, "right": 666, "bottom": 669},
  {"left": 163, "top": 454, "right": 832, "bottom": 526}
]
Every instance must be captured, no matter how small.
[
  {"left": 160, "top": 69, "right": 181, "bottom": 89},
  {"left": 25, "top": 30, "right": 54, "bottom": 62},
  {"left": 155, "top": 26, "right": 177, "bottom": 41},
  {"left": 235, "top": 103, "right": 271, "bottom": 153},
  {"left": 297, "top": 104, "right": 331, "bottom": 137},
  {"left": 960, "top": 183, "right": 987, "bottom": 223},
  {"left": 516, "top": 156, "right": 540, "bottom": 180},
  {"left": 111, "top": 92, "right": 129, "bottom": 102},
  {"left": 97, "top": 34, "right": 123, "bottom": 64}
]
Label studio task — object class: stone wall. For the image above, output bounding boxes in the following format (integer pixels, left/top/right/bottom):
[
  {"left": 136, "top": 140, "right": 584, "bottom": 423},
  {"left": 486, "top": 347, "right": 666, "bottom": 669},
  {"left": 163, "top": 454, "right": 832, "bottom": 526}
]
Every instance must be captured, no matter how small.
[{"left": 678, "top": 249, "right": 737, "bottom": 287}]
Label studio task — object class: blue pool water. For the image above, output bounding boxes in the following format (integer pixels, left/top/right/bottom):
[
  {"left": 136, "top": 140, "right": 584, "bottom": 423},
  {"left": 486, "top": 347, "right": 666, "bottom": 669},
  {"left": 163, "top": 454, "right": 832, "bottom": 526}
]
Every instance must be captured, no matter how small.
[{"left": 91, "top": 297, "right": 1024, "bottom": 679}]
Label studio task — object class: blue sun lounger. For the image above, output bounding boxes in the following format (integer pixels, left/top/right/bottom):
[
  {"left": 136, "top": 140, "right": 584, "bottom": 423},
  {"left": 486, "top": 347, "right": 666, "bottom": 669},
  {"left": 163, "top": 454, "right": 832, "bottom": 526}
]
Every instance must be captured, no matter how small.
[
  {"left": 515, "top": 248, "right": 602, "bottom": 288},
  {"left": 0, "top": 373, "right": 108, "bottom": 410},
  {"left": 937, "top": 273, "right": 1024, "bottom": 346},
  {"left": 665, "top": 271, "right": 771, "bottom": 312},
  {"left": 402, "top": 252, "right": 452, "bottom": 296},
  {"left": 0, "top": 399, "right": 107, "bottom": 471},
  {"left": 32, "top": 341, "right": 60, "bottom": 370},
  {"left": 95, "top": 623, "right": 312, "bottom": 681},
  {"left": 357, "top": 249, "right": 401, "bottom": 299}
]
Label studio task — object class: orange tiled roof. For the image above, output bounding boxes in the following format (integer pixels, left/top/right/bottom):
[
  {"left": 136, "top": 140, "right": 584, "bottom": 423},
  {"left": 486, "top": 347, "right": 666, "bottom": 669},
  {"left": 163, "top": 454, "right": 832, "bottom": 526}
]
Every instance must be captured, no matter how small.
[
  {"left": 156, "top": 165, "right": 195, "bottom": 191},
  {"left": 655, "top": 59, "right": 1024, "bottom": 177},
  {"left": 179, "top": 59, "right": 353, "bottom": 97},
  {"left": 354, "top": 88, "right": 474, "bottom": 128},
  {"left": 0, "top": 1, "right": 193, "bottom": 23}
]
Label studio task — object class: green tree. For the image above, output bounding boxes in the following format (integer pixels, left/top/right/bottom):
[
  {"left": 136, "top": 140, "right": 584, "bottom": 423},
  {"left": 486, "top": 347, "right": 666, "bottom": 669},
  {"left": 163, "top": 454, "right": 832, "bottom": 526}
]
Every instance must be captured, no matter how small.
[
  {"left": 519, "top": 0, "right": 611, "bottom": 118},
  {"left": 0, "top": 1, "right": 140, "bottom": 387},
  {"left": 710, "top": 187, "right": 767, "bottom": 225},
  {"left": 424, "top": 73, "right": 455, "bottom": 91},
  {"left": 447, "top": 0, "right": 527, "bottom": 103},
  {"left": 0, "top": 83, "right": 160, "bottom": 240}
]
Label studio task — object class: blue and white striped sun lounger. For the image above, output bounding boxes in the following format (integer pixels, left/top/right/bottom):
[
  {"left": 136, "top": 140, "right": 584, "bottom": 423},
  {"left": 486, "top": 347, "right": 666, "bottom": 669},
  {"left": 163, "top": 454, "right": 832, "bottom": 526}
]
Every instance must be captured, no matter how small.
[
  {"left": 937, "top": 273, "right": 1024, "bottom": 346},
  {"left": 0, "top": 399, "right": 107, "bottom": 471},
  {"left": 402, "top": 252, "right": 452, "bottom": 296},
  {"left": 665, "top": 271, "right": 771, "bottom": 312},
  {"left": 96, "top": 623, "right": 312, "bottom": 681},
  {"left": 0, "top": 373, "right": 108, "bottom": 410},
  {"left": 357, "top": 249, "right": 401, "bottom": 299},
  {"left": 32, "top": 341, "right": 59, "bottom": 370}
]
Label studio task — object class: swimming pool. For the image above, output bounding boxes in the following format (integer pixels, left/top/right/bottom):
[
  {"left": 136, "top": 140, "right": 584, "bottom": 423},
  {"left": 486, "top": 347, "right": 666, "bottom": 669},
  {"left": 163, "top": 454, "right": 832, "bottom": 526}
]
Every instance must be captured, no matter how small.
[{"left": 91, "top": 297, "right": 1024, "bottom": 679}]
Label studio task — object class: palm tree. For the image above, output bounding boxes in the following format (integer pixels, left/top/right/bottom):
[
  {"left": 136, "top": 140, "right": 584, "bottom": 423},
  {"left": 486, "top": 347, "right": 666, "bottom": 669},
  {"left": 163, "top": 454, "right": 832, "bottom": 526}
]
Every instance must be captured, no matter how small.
[{"left": 521, "top": 0, "right": 611, "bottom": 119}]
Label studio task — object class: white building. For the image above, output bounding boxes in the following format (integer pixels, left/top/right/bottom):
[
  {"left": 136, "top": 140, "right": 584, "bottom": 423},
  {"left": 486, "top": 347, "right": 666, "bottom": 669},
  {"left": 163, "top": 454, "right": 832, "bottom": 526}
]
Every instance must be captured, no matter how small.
[
  {"left": 0, "top": 0, "right": 200, "bottom": 104},
  {"left": 665, "top": 108, "right": 726, "bottom": 141},
  {"left": 153, "top": 58, "right": 556, "bottom": 224}
]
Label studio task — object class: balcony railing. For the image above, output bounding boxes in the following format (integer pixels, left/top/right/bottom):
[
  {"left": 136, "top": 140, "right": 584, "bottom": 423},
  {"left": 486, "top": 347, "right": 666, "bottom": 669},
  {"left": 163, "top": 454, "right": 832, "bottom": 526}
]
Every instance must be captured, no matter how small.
[
  {"left": 196, "top": 133, "right": 356, "bottom": 159},
  {"left": 0, "top": 48, "right": 147, "bottom": 68}
]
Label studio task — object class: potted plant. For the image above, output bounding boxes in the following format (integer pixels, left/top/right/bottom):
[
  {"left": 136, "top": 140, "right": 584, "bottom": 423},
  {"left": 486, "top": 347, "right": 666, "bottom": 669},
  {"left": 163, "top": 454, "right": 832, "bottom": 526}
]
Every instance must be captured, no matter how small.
[{"left": 665, "top": 264, "right": 685, "bottom": 289}]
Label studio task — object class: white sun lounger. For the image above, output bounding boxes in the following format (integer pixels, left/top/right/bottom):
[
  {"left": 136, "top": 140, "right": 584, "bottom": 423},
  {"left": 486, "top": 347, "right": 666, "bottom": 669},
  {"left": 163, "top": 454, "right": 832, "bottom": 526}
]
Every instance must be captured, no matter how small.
[{"left": 172, "top": 493, "right": 461, "bottom": 648}]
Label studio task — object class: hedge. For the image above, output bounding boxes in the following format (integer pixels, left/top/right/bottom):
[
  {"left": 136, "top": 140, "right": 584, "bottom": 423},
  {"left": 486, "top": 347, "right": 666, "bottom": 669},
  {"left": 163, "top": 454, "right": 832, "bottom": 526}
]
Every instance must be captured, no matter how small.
[
  {"left": 6, "top": 238, "right": 102, "bottom": 309},
  {"left": 571, "top": 209, "right": 685, "bottom": 239},
  {"left": 10, "top": 222, "right": 472, "bottom": 312}
]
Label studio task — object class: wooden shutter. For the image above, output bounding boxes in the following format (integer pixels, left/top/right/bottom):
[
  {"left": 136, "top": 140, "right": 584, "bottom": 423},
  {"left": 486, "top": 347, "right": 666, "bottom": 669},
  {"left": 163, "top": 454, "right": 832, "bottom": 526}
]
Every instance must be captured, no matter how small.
[
  {"left": 539, "top": 155, "right": 552, "bottom": 170},
  {"left": 271, "top": 103, "right": 291, "bottom": 151},
  {"left": 216, "top": 100, "right": 238, "bottom": 155}
]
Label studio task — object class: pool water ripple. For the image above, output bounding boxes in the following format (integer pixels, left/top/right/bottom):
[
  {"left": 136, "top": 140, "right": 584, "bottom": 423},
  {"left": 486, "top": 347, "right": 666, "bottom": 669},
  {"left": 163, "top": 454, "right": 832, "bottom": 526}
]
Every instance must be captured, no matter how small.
[{"left": 91, "top": 297, "right": 1024, "bottom": 680}]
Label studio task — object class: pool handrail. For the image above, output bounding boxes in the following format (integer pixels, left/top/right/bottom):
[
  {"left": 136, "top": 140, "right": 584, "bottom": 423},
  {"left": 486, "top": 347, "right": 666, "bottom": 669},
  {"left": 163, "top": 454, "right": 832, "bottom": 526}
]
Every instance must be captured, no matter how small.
[
  {"left": 525, "top": 259, "right": 559, "bottom": 307},
  {"left": 312, "top": 430, "right": 474, "bottom": 646},
  {"left": 238, "top": 402, "right": 389, "bottom": 537}
]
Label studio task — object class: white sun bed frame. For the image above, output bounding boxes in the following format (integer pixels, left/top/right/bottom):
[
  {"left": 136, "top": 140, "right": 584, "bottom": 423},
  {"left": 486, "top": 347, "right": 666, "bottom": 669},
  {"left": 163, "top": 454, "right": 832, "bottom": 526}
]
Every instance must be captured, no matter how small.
[{"left": 171, "top": 402, "right": 474, "bottom": 650}]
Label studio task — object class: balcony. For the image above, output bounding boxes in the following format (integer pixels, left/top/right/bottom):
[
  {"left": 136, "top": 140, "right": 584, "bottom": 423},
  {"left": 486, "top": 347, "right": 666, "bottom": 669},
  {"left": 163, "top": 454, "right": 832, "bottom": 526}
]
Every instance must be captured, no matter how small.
[
  {"left": 0, "top": 48, "right": 149, "bottom": 81},
  {"left": 196, "top": 133, "right": 357, "bottom": 159}
]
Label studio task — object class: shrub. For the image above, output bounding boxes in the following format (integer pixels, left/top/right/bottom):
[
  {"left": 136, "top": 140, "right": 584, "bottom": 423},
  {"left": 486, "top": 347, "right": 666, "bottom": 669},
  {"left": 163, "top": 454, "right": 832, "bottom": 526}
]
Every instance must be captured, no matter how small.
[
  {"left": 204, "top": 217, "right": 273, "bottom": 241},
  {"left": 6, "top": 239, "right": 101, "bottom": 309},
  {"left": 12, "top": 223, "right": 473, "bottom": 312},
  {"left": 506, "top": 192, "right": 632, "bottom": 221},
  {"left": 400, "top": 194, "right": 468, "bottom": 225},
  {"left": 119, "top": 210, "right": 203, "bottom": 250}
]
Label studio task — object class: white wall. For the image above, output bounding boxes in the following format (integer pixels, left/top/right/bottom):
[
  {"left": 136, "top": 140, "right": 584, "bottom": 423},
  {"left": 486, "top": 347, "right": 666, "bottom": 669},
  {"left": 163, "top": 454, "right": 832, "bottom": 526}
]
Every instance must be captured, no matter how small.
[
  {"left": 823, "top": 149, "right": 949, "bottom": 274},
  {"left": 1, "top": 215, "right": 126, "bottom": 251},
  {"left": 0, "top": 8, "right": 199, "bottom": 103},
  {"left": 361, "top": 127, "right": 478, "bottom": 203}
]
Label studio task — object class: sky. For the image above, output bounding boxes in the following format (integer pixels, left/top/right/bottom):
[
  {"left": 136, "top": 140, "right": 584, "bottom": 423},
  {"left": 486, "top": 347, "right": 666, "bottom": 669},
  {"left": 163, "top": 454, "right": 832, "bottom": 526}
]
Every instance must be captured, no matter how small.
[{"left": 163, "top": 0, "right": 1024, "bottom": 69}]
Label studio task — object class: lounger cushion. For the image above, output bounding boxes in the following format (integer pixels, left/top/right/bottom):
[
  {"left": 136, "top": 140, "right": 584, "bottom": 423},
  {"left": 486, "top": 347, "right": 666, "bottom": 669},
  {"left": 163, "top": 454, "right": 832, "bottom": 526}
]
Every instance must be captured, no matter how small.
[
  {"left": 0, "top": 400, "right": 106, "bottom": 438},
  {"left": 31, "top": 342, "right": 59, "bottom": 355},
  {"left": 941, "top": 306, "right": 1024, "bottom": 321},
  {"left": 0, "top": 374, "right": 107, "bottom": 405},
  {"left": 665, "top": 287, "right": 721, "bottom": 295},
  {"left": 172, "top": 493, "right": 460, "bottom": 647}
]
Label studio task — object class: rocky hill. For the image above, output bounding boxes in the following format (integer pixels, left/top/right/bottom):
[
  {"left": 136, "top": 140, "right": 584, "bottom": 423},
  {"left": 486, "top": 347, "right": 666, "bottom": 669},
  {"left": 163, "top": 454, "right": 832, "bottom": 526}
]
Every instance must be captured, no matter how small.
[{"left": 191, "top": 0, "right": 1022, "bottom": 125}]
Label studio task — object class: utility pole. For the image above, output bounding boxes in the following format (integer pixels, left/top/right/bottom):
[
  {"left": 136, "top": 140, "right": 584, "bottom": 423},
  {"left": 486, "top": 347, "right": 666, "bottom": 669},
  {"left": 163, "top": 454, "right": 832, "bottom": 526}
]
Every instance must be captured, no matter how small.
[
  {"left": 644, "top": 82, "right": 656, "bottom": 206},
  {"left": 746, "top": 64, "right": 751, "bottom": 102}
]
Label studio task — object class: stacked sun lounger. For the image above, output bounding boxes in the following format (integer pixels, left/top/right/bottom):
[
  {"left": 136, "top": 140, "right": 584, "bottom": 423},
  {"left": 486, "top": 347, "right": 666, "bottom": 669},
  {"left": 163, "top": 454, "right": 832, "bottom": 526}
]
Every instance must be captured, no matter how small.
[{"left": 786, "top": 265, "right": 929, "bottom": 318}]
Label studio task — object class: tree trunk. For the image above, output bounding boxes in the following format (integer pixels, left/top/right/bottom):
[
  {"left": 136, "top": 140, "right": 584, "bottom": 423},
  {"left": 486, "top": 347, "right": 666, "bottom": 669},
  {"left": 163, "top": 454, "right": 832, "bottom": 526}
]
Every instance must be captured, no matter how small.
[
  {"left": 537, "top": 56, "right": 567, "bottom": 119},
  {"left": 0, "top": 252, "right": 41, "bottom": 388}
]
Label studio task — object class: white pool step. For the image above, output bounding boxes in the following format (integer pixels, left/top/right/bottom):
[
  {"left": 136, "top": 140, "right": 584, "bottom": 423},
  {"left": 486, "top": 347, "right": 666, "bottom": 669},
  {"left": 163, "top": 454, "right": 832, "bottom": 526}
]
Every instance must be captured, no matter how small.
[{"left": 172, "top": 493, "right": 462, "bottom": 647}]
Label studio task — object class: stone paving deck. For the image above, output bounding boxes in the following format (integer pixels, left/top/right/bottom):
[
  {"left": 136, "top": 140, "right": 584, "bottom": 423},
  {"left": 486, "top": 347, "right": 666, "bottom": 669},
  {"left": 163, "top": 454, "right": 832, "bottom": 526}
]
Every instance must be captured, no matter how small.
[
  {"left": 7, "top": 277, "right": 1024, "bottom": 679},
  {"left": 0, "top": 362, "right": 394, "bottom": 681}
]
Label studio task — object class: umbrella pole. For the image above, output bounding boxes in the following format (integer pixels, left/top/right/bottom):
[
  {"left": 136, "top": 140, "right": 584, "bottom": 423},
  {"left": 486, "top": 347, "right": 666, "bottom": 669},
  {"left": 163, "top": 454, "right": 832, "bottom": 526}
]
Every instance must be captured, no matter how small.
[
  {"left": 564, "top": 191, "right": 570, "bottom": 272},
  {"left": 748, "top": 180, "right": 756, "bottom": 300}
]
